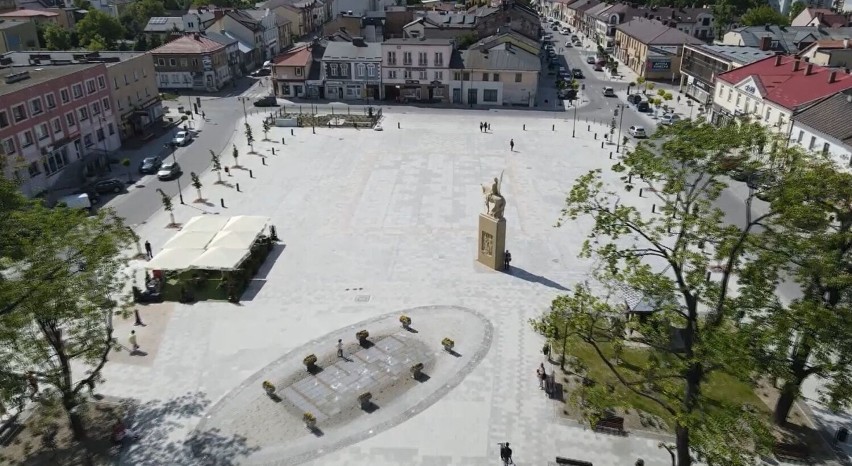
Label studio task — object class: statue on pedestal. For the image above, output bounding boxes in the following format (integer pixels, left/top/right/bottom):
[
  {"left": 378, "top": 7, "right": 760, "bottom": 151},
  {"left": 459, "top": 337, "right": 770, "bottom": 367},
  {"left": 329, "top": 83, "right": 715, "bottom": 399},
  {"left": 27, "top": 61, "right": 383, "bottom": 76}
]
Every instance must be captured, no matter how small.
[{"left": 482, "top": 176, "right": 506, "bottom": 220}]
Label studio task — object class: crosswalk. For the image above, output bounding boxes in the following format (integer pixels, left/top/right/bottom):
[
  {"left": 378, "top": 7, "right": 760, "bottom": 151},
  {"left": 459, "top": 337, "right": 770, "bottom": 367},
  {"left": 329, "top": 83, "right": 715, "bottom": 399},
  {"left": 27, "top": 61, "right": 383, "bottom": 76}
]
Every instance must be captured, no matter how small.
[{"left": 240, "top": 80, "right": 275, "bottom": 100}]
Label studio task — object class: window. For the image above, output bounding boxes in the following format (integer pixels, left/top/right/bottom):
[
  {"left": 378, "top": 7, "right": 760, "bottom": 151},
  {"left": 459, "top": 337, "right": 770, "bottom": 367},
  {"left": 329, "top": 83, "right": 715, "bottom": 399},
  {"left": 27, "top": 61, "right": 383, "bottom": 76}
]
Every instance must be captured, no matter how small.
[
  {"left": 367, "top": 64, "right": 375, "bottom": 77},
  {"left": 418, "top": 52, "right": 427, "bottom": 66},
  {"left": 159, "top": 74, "right": 168, "bottom": 85},
  {"left": 35, "top": 123, "right": 48, "bottom": 140},
  {"left": 124, "top": 74, "right": 128, "bottom": 85},
  {"left": 0, "top": 111, "right": 8, "bottom": 128},
  {"left": 113, "top": 77, "right": 119, "bottom": 89},
  {"left": 726, "top": 88, "right": 731, "bottom": 102},
  {"left": 809, "top": 136, "right": 816, "bottom": 150},
  {"left": 418, "top": 70, "right": 426, "bottom": 80},
  {"left": 797, "top": 130, "right": 804, "bottom": 143},
  {"left": 12, "top": 104, "right": 26, "bottom": 122},
  {"left": 515, "top": 73, "right": 522, "bottom": 82},
  {"left": 181, "top": 59, "right": 188, "bottom": 67},
  {"left": 718, "top": 86, "right": 723, "bottom": 97},
  {"left": 357, "top": 64, "right": 365, "bottom": 77},
  {"left": 102, "top": 98, "right": 110, "bottom": 111},
  {"left": 65, "top": 112, "right": 75, "bottom": 127},
  {"left": 2, "top": 138, "right": 15, "bottom": 154},
  {"left": 97, "top": 76, "right": 106, "bottom": 89},
  {"left": 86, "top": 79, "right": 96, "bottom": 94},
  {"left": 387, "top": 51, "right": 396, "bottom": 65},
  {"left": 493, "top": 73, "right": 500, "bottom": 81},
  {"left": 52, "top": 118, "right": 61, "bottom": 134},
  {"left": 29, "top": 98, "right": 43, "bottom": 115},
  {"left": 19, "top": 130, "right": 33, "bottom": 147},
  {"left": 192, "top": 59, "right": 198, "bottom": 67},
  {"left": 340, "top": 65, "right": 348, "bottom": 77},
  {"left": 823, "top": 142, "right": 831, "bottom": 155},
  {"left": 27, "top": 161, "right": 40, "bottom": 178},
  {"left": 169, "top": 58, "right": 176, "bottom": 66},
  {"left": 96, "top": 128, "right": 105, "bottom": 142},
  {"left": 484, "top": 89, "right": 498, "bottom": 102},
  {"left": 45, "top": 93, "right": 56, "bottom": 109},
  {"left": 157, "top": 58, "right": 165, "bottom": 66},
  {"left": 60, "top": 88, "right": 69, "bottom": 103},
  {"left": 434, "top": 87, "right": 444, "bottom": 97},
  {"left": 403, "top": 52, "right": 412, "bottom": 65},
  {"left": 483, "top": 73, "right": 489, "bottom": 81},
  {"left": 108, "top": 123, "right": 114, "bottom": 135},
  {"left": 72, "top": 84, "right": 83, "bottom": 98},
  {"left": 78, "top": 107, "right": 88, "bottom": 121},
  {"left": 83, "top": 134, "right": 93, "bottom": 147},
  {"left": 388, "top": 70, "right": 397, "bottom": 79},
  {"left": 404, "top": 69, "right": 412, "bottom": 79},
  {"left": 735, "top": 94, "right": 741, "bottom": 107},
  {"left": 296, "top": 67, "right": 303, "bottom": 77},
  {"left": 42, "top": 147, "right": 69, "bottom": 175},
  {"left": 434, "top": 52, "right": 443, "bottom": 66},
  {"left": 434, "top": 71, "right": 443, "bottom": 81},
  {"left": 330, "top": 63, "right": 338, "bottom": 75},
  {"left": 453, "top": 71, "right": 461, "bottom": 80},
  {"left": 118, "top": 99, "right": 123, "bottom": 110},
  {"left": 765, "top": 108, "right": 771, "bottom": 121},
  {"left": 462, "top": 72, "right": 470, "bottom": 80},
  {"left": 92, "top": 101, "right": 100, "bottom": 115}
]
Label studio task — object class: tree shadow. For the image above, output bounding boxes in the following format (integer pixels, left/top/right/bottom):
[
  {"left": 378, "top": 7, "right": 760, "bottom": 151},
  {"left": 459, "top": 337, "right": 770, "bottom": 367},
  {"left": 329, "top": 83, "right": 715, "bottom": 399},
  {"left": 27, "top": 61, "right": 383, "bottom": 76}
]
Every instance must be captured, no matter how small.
[
  {"left": 306, "top": 365, "right": 324, "bottom": 375},
  {"left": 123, "top": 391, "right": 258, "bottom": 465},
  {"left": 446, "top": 349, "right": 462, "bottom": 358},
  {"left": 360, "top": 402, "right": 379, "bottom": 414},
  {"left": 404, "top": 327, "right": 419, "bottom": 334},
  {"left": 413, "top": 372, "right": 431, "bottom": 383},
  {"left": 506, "top": 266, "right": 570, "bottom": 291},
  {"left": 308, "top": 426, "right": 324, "bottom": 437}
]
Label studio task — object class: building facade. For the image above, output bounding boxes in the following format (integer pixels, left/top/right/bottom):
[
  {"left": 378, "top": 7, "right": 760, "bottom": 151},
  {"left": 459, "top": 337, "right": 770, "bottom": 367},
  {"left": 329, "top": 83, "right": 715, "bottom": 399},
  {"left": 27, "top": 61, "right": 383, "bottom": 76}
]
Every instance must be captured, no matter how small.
[
  {"left": 449, "top": 42, "right": 540, "bottom": 106},
  {"left": 790, "top": 91, "right": 852, "bottom": 167},
  {"left": 0, "top": 19, "right": 38, "bottom": 53},
  {"left": 678, "top": 44, "right": 775, "bottom": 106},
  {"left": 151, "top": 34, "right": 233, "bottom": 92},
  {"left": 322, "top": 38, "right": 382, "bottom": 100},
  {"left": 614, "top": 18, "right": 703, "bottom": 80},
  {"left": 0, "top": 64, "right": 121, "bottom": 197},
  {"left": 382, "top": 37, "right": 452, "bottom": 102},
  {"left": 273, "top": 44, "right": 311, "bottom": 97}
]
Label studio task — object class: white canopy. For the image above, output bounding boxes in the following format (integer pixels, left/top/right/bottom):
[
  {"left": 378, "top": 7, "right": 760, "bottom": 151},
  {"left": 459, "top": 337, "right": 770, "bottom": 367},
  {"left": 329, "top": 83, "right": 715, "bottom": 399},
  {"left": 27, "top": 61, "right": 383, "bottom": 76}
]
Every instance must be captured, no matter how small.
[
  {"left": 222, "top": 215, "right": 269, "bottom": 233},
  {"left": 191, "top": 247, "right": 251, "bottom": 271},
  {"left": 208, "top": 231, "right": 259, "bottom": 250},
  {"left": 182, "top": 215, "right": 230, "bottom": 232},
  {"left": 162, "top": 230, "right": 217, "bottom": 250},
  {"left": 146, "top": 248, "right": 205, "bottom": 271}
]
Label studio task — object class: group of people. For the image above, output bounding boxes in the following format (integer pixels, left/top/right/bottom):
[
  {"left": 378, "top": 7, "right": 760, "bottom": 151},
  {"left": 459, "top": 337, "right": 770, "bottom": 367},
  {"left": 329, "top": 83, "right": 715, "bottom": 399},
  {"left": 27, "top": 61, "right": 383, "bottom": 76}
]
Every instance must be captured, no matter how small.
[{"left": 479, "top": 122, "right": 491, "bottom": 132}]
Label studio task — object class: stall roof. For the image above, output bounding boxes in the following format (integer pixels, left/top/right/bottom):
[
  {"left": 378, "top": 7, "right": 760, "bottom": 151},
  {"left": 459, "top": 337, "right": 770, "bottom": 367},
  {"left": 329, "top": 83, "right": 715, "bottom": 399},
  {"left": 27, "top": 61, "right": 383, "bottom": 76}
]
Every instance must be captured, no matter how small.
[
  {"left": 208, "top": 231, "right": 258, "bottom": 250},
  {"left": 146, "top": 248, "right": 205, "bottom": 271},
  {"left": 182, "top": 215, "right": 230, "bottom": 232},
  {"left": 163, "top": 230, "right": 218, "bottom": 250},
  {"left": 192, "top": 247, "right": 251, "bottom": 271},
  {"left": 222, "top": 215, "right": 269, "bottom": 233}
]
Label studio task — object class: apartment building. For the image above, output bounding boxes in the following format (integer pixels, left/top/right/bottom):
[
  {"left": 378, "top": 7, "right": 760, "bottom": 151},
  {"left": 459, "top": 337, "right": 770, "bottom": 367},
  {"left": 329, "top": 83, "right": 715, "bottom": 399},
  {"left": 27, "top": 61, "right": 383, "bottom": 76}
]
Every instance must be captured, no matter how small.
[
  {"left": 151, "top": 33, "right": 235, "bottom": 92},
  {"left": 382, "top": 37, "right": 452, "bottom": 102}
]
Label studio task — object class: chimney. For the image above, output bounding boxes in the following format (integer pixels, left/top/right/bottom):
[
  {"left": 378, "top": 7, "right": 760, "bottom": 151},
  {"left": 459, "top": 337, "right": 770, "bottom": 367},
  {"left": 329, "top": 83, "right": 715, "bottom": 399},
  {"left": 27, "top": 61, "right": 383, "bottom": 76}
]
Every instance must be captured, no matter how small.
[
  {"left": 759, "top": 36, "right": 771, "bottom": 50},
  {"left": 774, "top": 54, "right": 782, "bottom": 66},
  {"left": 805, "top": 63, "right": 814, "bottom": 75},
  {"left": 793, "top": 59, "right": 801, "bottom": 71},
  {"left": 829, "top": 70, "right": 838, "bottom": 83}
]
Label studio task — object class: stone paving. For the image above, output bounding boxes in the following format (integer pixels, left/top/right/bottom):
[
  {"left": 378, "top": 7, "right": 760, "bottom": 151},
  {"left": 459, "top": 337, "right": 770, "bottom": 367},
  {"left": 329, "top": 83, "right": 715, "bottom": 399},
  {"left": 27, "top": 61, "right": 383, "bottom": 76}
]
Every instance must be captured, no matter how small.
[{"left": 96, "top": 107, "right": 804, "bottom": 465}]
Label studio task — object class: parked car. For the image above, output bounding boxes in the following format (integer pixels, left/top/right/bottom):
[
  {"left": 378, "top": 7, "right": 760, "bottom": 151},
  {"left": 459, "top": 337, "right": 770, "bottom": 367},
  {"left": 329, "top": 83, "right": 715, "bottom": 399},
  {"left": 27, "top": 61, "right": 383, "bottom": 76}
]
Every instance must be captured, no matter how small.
[
  {"left": 157, "top": 161, "right": 182, "bottom": 180},
  {"left": 571, "top": 34, "right": 579, "bottom": 41},
  {"left": 627, "top": 93, "right": 642, "bottom": 104},
  {"left": 252, "top": 68, "right": 271, "bottom": 77},
  {"left": 90, "top": 178, "right": 125, "bottom": 194},
  {"left": 551, "top": 24, "right": 559, "bottom": 31},
  {"left": 602, "top": 86, "right": 616, "bottom": 97},
  {"left": 629, "top": 125, "right": 647, "bottom": 138},
  {"left": 586, "top": 55, "right": 596, "bottom": 64},
  {"left": 659, "top": 113, "right": 681, "bottom": 125},
  {"left": 171, "top": 130, "right": 192, "bottom": 146},
  {"left": 636, "top": 101, "right": 650, "bottom": 112},
  {"left": 572, "top": 68, "right": 584, "bottom": 78},
  {"left": 604, "top": 47, "right": 614, "bottom": 54},
  {"left": 560, "top": 28, "right": 570, "bottom": 35},
  {"left": 253, "top": 95, "right": 278, "bottom": 107},
  {"left": 594, "top": 63, "right": 604, "bottom": 71},
  {"left": 558, "top": 88, "right": 578, "bottom": 100},
  {"left": 138, "top": 156, "right": 162, "bottom": 174},
  {"left": 56, "top": 193, "right": 92, "bottom": 210}
]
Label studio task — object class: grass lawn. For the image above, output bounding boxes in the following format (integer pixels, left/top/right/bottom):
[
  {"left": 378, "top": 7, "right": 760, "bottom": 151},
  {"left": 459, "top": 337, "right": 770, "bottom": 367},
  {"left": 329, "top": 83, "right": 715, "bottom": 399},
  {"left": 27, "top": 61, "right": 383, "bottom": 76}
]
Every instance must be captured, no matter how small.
[
  {"left": 564, "top": 338, "right": 769, "bottom": 430},
  {"left": 160, "top": 92, "right": 178, "bottom": 101}
]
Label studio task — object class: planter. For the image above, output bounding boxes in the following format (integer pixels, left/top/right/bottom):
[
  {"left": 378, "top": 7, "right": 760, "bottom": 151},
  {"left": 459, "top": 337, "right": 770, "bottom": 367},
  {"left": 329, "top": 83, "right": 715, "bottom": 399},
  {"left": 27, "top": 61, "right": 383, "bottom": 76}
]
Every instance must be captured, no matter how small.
[
  {"left": 441, "top": 337, "right": 455, "bottom": 352},
  {"left": 399, "top": 315, "right": 411, "bottom": 328},
  {"left": 262, "top": 381, "right": 275, "bottom": 395},
  {"left": 356, "top": 330, "right": 369, "bottom": 342},
  {"left": 410, "top": 363, "right": 424, "bottom": 378},
  {"left": 303, "top": 354, "right": 318, "bottom": 370},
  {"left": 303, "top": 412, "right": 316, "bottom": 428},
  {"left": 358, "top": 392, "right": 372, "bottom": 408}
]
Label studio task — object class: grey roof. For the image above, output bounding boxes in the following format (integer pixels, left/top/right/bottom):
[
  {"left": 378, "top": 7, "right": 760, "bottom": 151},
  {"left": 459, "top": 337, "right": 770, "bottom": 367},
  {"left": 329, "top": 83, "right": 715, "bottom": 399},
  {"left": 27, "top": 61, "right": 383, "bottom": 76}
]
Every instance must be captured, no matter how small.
[
  {"left": 383, "top": 37, "right": 453, "bottom": 45},
  {"left": 616, "top": 18, "right": 704, "bottom": 45},
  {"left": 454, "top": 47, "right": 540, "bottom": 72},
  {"left": 243, "top": 9, "right": 271, "bottom": 21},
  {"left": 1, "top": 51, "right": 147, "bottom": 66},
  {"left": 470, "top": 30, "right": 540, "bottom": 52},
  {"left": 794, "top": 90, "right": 852, "bottom": 145},
  {"left": 566, "top": 0, "right": 593, "bottom": 11},
  {"left": 584, "top": 3, "right": 611, "bottom": 19},
  {"left": 421, "top": 12, "right": 477, "bottom": 28},
  {"left": 0, "top": 64, "right": 97, "bottom": 97},
  {"left": 225, "top": 10, "right": 262, "bottom": 31},
  {"left": 322, "top": 41, "right": 381, "bottom": 60},
  {"left": 728, "top": 25, "right": 852, "bottom": 53},
  {"left": 684, "top": 44, "right": 776, "bottom": 66},
  {"left": 202, "top": 31, "right": 239, "bottom": 47},
  {"left": 144, "top": 16, "right": 183, "bottom": 33}
]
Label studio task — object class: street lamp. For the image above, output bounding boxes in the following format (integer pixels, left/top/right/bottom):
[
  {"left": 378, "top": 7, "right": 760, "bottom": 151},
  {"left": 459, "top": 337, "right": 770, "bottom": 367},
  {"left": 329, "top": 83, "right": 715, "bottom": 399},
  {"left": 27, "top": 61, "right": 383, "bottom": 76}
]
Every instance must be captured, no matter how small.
[
  {"left": 238, "top": 97, "right": 248, "bottom": 118},
  {"left": 164, "top": 142, "right": 185, "bottom": 205},
  {"left": 615, "top": 104, "right": 625, "bottom": 153},
  {"left": 572, "top": 99, "right": 578, "bottom": 137}
]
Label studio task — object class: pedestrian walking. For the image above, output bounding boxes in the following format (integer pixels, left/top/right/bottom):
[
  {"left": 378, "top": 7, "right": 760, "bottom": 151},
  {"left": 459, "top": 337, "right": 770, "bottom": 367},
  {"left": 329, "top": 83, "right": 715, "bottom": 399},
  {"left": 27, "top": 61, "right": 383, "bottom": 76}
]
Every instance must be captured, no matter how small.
[
  {"left": 509, "top": 139, "right": 515, "bottom": 151},
  {"left": 542, "top": 343, "right": 551, "bottom": 360},
  {"left": 504, "top": 250, "right": 512, "bottom": 270},
  {"left": 129, "top": 330, "right": 139, "bottom": 353},
  {"left": 480, "top": 122, "right": 484, "bottom": 132},
  {"left": 500, "top": 442, "right": 513, "bottom": 465},
  {"left": 144, "top": 241, "right": 153, "bottom": 259},
  {"left": 337, "top": 338, "right": 343, "bottom": 358},
  {"left": 487, "top": 122, "right": 491, "bottom": 131},
  {"left": 202, "top": 111, "right": 206, "bottom": 120}
]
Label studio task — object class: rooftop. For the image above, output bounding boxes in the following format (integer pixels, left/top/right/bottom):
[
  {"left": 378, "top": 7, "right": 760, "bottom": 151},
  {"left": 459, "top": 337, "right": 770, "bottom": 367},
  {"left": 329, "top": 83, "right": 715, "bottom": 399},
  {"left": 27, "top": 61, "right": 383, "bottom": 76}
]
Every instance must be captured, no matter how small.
[
  {"left": 225, "top": 10, "right": 262, "bottom": 31},
  {"left": 322, "top": 40, "right": 381, "bottom": 61},
  {"left": 726, "top": 25, "right": 852, "bottom": 53},
  {"left": 150, "top": 34, "right": 226, "bottom": 55},
  {"left": 144, "top": 16, "right": 183, "bottom": 33},
  {"left": 717, "top": 55, "right": 852, "bottom": 110},
  {"left": 383, "top": 37, "right": 453, "bottom": 45},
  {"left": 202, "top": 30, "right": 239, "bottom": 47},
  {"left": 0, "top": 64, "right": 98, "bottom": 97},
  {"left": 273, "top": 45, "right": 312, "bottom": 66},
  {"left": 794, "top": 90, "right": 852, "bottom": 146},
  {"left": 0, "top": 8, "right": 58, "bottom": 17},
  {"left": 454, "top": 47, "right": 540, "bottom": 72},
  {"left": 0, "top": 18, "right": 31, "bottom": 30},
  {"left": 0, "top": 51, "right": 147, "bottom": 68},
  {"left": 616, "top": 17, "right": 704, "bottom": 46},
  {"left": 683, "top": 44, "right": 776, "bottom": 66}
]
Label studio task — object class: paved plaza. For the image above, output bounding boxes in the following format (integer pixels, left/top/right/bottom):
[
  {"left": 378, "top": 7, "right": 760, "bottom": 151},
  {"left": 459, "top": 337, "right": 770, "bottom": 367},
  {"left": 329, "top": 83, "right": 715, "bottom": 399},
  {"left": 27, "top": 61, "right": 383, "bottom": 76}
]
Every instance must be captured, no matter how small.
[{"left": 99, "top": 107, "right": 777, "bottom": 466}]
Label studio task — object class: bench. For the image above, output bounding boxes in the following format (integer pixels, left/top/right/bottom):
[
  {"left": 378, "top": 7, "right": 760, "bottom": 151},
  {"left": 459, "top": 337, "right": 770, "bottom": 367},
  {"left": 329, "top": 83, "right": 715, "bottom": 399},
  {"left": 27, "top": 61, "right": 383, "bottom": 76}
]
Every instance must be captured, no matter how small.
[
  {"left": 555, "top": 457, "right": 593, "bottom": 466},
  {"left": 773, "top": 442, "right": 809, "bottom": 462},
  {"left": 592, "top": 416, "right": 625, "bottom": 436}
]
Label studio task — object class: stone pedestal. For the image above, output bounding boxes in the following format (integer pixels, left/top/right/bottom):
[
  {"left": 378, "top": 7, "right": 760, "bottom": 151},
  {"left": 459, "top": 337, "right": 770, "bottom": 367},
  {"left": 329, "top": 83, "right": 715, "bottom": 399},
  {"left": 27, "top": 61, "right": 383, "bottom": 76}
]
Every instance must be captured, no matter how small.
[{"left": 477, "top": 213, "right": 506, "bottom": 270}]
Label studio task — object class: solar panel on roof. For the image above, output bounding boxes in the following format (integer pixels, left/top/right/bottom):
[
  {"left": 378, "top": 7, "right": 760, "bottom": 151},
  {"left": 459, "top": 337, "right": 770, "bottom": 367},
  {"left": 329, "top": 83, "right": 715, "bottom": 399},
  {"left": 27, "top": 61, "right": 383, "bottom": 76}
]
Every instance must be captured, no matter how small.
[{"left": 150, "top": 17, "right": 168, "bottom": 24}]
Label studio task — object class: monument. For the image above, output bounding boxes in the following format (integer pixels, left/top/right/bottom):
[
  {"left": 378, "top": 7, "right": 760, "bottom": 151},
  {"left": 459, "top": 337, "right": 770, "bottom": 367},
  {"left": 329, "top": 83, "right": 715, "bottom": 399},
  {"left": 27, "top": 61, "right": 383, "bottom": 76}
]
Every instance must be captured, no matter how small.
[{"left": 478, "top": 175, "right": 507, "bottom": 270}]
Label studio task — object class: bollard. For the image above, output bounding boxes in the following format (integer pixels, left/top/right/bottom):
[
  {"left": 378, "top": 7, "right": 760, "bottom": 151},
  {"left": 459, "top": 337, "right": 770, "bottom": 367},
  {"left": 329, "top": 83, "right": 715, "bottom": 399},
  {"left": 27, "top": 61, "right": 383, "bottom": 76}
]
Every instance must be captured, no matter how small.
[
  {"left": 639, "top": 188, "right": 643, "bottom": 197},
  {"left": 398, "top": 122, "right": 400, "bottom": 129},
  {"left": 609, "top": 152, "right": 612, "bottom": 159},
  {"left": 552, "top": 124, "right": 555, "bottom": 131},
  {"left": 272, "top": 148, "right": 275, "bottom": 155},
  {"left": 249, "top": 170, "right": 253, "bottom": 178},
  {"left": 628, "top": 174, "right": 632, "bottom": 183},
  {"left": 312, "top": 127, "right": 315, "bottom": 134},
  {"left": 523, "top": 124, "right": 526, "bottom": 130},
  {"left": 601, "top": 141, "right": 604, "bottom": 148},
  {"left": 594, "top": 133, "right": 597, "bottom": 140},
  {"left": 706, "top": 271, "right": 711, "bottom": 282},
  {"left": 652, "top": 204, "right": 656, "bottom": 213},
  {"left": 236, "top": 183, "right": 240, "bottom": 192},
  {"left": 291, "top": 129, "right": 294, "bottom": 136},
  {"left": 587, "top": 125, "right": 590, "bottom": 131},
  {"left": 220, "top": 198, "right": 225, "bottom": 208},
  {"left": 262, "top": 158, "right": 266, "bottom": 165}
]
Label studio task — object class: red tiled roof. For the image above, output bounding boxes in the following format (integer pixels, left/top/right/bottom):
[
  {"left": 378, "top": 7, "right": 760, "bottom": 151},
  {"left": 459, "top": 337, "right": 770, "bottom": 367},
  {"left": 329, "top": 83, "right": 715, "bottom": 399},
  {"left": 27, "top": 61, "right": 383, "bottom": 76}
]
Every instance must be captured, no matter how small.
[
  {"left": 150, "top": 35, "right": 225, "bottom": 54},
  {"left": 717, "top": 55, "right": 852, "bottom": 110},
  {"left": 273, "top": 46, "right": 311, "bottom": 66},
  {"left": 816, "top": 13, "right": 851, "bottom": 27},
  {"left": 0, "top": 8, "right": 58, "bottom": 17}
]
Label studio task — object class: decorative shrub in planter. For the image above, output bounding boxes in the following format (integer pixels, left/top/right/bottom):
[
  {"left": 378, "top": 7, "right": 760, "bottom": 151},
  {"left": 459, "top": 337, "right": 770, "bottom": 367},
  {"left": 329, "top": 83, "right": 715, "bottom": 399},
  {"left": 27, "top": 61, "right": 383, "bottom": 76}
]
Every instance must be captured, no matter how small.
[
  {"left": 303, "top": 354, "right": 318, "bottom": 371},
  {"left": 356, "top": 330, "right": 369, "bottom": 342},
  {"left": 399, "top": 315, "right": 412, "bottom": 328},
  {"left": 358, "top": 392, "right": 372, "bottom": 408},
  {"left": 303, "top": 412, "right": 316, "bottom": 428},
  {"left": 410, "top": 363, "right": 424, "bottom": 378},
  {"left": 442, "top": 337, "right": 455, "bottom": 352},
  {"left": 262, "top": 380, "right": 276, "bottom": 395}
]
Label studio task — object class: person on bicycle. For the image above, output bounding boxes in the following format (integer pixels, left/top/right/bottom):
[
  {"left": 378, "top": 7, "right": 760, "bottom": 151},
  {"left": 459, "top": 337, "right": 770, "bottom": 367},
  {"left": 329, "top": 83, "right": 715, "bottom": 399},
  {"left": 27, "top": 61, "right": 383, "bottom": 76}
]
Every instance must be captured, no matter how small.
[{"left": 500, "top": 442, "right": 513, "bottom": 465}]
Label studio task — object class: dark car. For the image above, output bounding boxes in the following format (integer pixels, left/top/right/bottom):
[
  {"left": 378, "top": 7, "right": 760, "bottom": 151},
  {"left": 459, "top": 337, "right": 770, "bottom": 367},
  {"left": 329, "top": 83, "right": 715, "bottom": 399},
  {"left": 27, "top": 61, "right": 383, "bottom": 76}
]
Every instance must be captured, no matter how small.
[
  {"left": 252, "top": 68, "right": 271, "bottom": 77},
  {"left": 627, "top": 93, "right": 642, "bottom": 105},
  {"left": 586, "top": 55, "right": 596, "bottom": 64},
  {"left": 90, "top": 178, "right": 125, "bottom": 194},
  {"left": 572, "top": 68, "right": 584, "bottom": 78},
  {"left": 558, "top": 88, "right": 577, "bottom": 100},
  {"left": 253, "top": 96, "right": 279, "bottom": 107},
  {"left": 138, "top": 156, "right": 162, "bottom": 174},
  {"left": 636, "top": 101, "right": 650, "bottom": 112}
]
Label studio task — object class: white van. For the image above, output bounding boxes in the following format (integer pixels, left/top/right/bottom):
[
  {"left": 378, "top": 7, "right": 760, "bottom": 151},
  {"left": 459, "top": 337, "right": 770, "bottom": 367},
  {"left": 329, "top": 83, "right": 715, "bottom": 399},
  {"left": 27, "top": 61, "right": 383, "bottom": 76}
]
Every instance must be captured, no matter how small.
[{"left": 56, "top": 193, "right": 92, "bottom": 210}]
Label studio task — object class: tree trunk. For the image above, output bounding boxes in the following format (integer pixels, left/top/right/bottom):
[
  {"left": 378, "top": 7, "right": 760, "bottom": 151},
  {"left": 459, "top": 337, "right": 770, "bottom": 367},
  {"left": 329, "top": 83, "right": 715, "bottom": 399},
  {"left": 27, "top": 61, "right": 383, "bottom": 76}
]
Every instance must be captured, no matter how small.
[
  {"left": 676, "top": 423, "right": 691, "bottom": 466},
  {"left": 196, "top": 189, "right": 202, "bottom": 200},
  {"left": 217, "top": 172, "right": 222, "bottom": 183},
  {"left": 774, "top": 342, "right": 811, "bottom": 425}
]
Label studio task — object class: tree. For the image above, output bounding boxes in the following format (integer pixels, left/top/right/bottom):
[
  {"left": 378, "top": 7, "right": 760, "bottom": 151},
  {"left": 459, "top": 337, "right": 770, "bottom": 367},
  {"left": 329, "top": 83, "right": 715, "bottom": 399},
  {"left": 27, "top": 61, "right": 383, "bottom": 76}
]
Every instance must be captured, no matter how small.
[
  {"left": 148, "top": 34, "right": 162, "bottom": 50},
  {"left": 711, "top": 0, "right": 737, "bottom": 38},
  {"left": 538, "top": 120, "right": 777, "bottom": 465},
  {"left": 788, "top": 1, "right": 806, "bottom": 19},
  {"left": 232, "top": 144, "right": 239, "bottom": 168},
  {"left": 190, "top": 172, "right": 203, "bottom": 201},
  {"left": 210, "top": 149, "right": 222, "bottom": 183},
  {"left": 741, "top": 5, "right": 790, "bottom": 26},
  {"left": 262, "top": 119, "right": 271, "bottom": 141},
  {"left": 121, "top": 157, "right": 132, "bottom": 183},
  {"left": 42, "top": 22, "right": 71, "bottom": 50},
  {"left": 76, "top": 9, "right": 125, "bottom": 49},
  {"left": 156, "top": 188, "right": 175, "bottom": 225},
  {"left": 133, "top": 34, "right": 148, "bottom": 51},
  {"left": 0, "top": 179, "right": 133, "bottom": 454},
  {"left": 245, "top": 123, "right": 254, "bottom": 152}
]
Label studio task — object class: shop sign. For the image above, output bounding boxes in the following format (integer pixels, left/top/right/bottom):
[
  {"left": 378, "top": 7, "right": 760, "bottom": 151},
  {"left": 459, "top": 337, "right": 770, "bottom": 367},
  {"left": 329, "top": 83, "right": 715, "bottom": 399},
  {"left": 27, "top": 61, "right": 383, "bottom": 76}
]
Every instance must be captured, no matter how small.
[{"left": 646, "top": 59, "right": 671, "bottom": 71}]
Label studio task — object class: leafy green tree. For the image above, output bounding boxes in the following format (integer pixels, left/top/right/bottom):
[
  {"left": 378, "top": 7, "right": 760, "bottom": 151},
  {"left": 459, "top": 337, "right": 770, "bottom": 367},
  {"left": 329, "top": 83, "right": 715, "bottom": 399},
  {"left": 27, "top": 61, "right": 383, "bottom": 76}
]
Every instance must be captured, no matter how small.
[
  {"left": 148, "top": 34, "right": 162, "bottom": 50},
  {"left": 133, "top": 34, "right": 148, "bottom": 51},
  {"left": 262, "top": 119, "right": 271, "bottom": 141},
  {"left": 190, "top": 172, "right": 203, "bottom": 201},
  {"left": 210, "top": 149, "right": 222, "bottom": 183},
  {"left": 539, "top": 120, "right": 777, "bottom": 466},
  {"left": 42, "top": 22, "right": 72, "bottom": 50},
  {"left": 232, "top": 144, "right": 240, "bottom": 167},
  {"left": 76, "top": 9, "right": 125, "bottom": 49},
  {"left": 789, "top": 1, "right": 806, "bottom": 19},
  {"left": 155, "top": 188, "right": 175, "bottom": 225},
  {"left": 712, "top": 0, "right": 737, "bottom": 38},
  {"left": 0, "top": 179, "right": 133, "bottom": 451},
  {"left": 741, "top": 5, "right": 790, "bottom": 26},
  {"left": 245, "top": 123, "right": 254, "bottom": 152}
]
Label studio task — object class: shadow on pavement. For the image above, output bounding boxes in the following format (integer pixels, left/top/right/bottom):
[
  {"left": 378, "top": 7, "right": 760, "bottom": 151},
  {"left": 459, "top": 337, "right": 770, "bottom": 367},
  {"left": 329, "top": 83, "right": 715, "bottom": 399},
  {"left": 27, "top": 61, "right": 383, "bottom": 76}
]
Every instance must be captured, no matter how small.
[{"left": 507, "top": 266, "right": 570, "bottom": 291}]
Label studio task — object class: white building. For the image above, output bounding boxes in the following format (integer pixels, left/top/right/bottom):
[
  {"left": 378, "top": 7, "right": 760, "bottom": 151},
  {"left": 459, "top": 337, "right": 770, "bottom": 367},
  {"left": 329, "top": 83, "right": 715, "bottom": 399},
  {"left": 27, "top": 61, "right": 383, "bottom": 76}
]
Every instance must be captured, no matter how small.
[
  {"left": 246, "top": 9, "right": 282, "bottom": 59},
  {"left": 382, "top": 37, "right": 453, "bottom": 103},
  {"left": 791, "top": 90, "right": 852, "bottom": 168}
]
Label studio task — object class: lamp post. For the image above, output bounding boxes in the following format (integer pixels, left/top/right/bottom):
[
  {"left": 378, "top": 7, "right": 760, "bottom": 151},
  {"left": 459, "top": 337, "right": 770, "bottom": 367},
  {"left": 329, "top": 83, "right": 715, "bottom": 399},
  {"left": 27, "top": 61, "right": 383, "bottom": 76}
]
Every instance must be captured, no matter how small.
[
  {"left": 615, "top": 104, "right": 625, "bottom": 153},
  {"left": 239, "top": 97, "right": 248, "bottom": 118},
  {"left": 572, "top": 99, "right": 578, "bottom": 137},
  {"left": 688, "top": 100, "right": 695, "bottom": 120},
  {"left": 165, "top": 142, "right": 185, "bottom": 204}
]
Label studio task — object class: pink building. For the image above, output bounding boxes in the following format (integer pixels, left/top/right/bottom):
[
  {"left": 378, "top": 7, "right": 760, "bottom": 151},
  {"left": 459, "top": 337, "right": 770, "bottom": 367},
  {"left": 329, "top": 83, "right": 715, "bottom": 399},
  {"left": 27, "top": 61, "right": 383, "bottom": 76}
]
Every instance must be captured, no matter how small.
[{"left": 0, "top": 64, "right": 120, "bottom": 197}]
